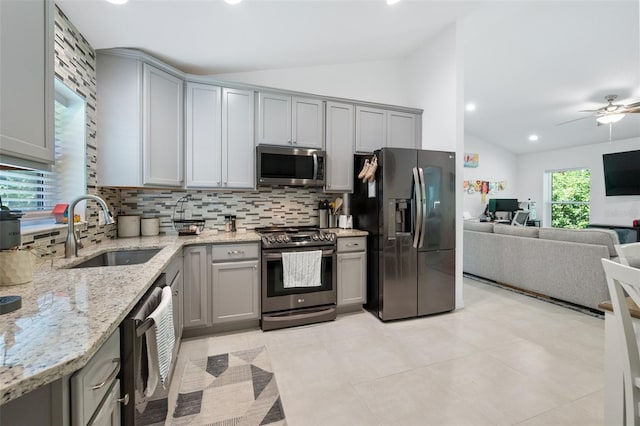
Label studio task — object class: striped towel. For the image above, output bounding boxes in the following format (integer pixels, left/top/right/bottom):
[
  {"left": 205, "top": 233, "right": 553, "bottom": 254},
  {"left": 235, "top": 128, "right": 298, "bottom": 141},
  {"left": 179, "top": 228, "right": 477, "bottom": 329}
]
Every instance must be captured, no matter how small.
[
  {"left": 282, "top": 250, "right": 322, "bottom": 288},
  {"left": 144, "top": 286, "right": 175, "bottom": 396}
]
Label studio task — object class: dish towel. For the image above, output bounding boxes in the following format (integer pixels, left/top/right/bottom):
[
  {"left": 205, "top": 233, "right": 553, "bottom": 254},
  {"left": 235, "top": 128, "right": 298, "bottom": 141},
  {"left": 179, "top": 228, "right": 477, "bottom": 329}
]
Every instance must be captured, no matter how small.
[
  {"left": 144, "top": 286, "right": 175, "bottom": 397},
  {"left": 282, "top": 250, "right": 322, "bottom": 288}
]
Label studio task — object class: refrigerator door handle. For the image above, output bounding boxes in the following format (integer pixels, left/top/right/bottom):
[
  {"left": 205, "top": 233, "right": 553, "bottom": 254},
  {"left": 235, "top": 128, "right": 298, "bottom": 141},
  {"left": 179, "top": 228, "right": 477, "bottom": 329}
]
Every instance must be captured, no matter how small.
[
  {"left": 418, "top": 167, "right": 427, "bottom": 249},
  {"left": 412, "top": 167, "right": 422, "bottom": 248}
]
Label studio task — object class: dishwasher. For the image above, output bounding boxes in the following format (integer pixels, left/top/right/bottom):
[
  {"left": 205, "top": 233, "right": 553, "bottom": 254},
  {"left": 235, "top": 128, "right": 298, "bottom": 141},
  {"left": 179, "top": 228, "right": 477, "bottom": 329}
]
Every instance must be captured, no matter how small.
[{"left": 120, "top": 272, "right": 175, "bottom": 425}]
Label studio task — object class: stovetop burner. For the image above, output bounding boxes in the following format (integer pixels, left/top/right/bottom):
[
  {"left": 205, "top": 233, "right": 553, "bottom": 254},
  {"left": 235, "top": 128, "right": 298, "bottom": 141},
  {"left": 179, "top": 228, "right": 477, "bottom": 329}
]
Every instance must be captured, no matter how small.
[{"left": 256, "top": 225, "right": 336, "bottom": 248}]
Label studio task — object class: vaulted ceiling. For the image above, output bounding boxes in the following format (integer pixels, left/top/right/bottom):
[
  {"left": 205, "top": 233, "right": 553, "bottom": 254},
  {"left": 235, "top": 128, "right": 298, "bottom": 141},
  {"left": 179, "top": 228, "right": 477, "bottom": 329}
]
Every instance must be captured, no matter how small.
[{"left": 57, "top": 0, "right": 640, "bottom": 155}]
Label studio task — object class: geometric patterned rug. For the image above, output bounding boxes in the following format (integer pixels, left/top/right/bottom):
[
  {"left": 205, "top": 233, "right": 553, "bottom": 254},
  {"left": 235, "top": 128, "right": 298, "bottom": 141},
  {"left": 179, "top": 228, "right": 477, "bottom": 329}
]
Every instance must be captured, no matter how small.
[{"left": 166, "top": 346, "right": 286, "bottom": 426}]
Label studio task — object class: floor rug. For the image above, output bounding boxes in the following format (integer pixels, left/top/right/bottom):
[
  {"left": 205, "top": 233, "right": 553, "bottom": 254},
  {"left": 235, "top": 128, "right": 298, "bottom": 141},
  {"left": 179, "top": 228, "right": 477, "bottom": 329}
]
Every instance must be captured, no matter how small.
[{"left": 168, "top": 346, "right": 286, "bottom": 426}]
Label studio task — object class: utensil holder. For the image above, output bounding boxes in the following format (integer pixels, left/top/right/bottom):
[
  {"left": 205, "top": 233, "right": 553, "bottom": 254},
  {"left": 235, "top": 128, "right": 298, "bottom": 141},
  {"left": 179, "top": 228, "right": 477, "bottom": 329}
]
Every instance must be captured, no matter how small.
[{"left": 328, "top": 214, "right": 338, "bottom": 228}]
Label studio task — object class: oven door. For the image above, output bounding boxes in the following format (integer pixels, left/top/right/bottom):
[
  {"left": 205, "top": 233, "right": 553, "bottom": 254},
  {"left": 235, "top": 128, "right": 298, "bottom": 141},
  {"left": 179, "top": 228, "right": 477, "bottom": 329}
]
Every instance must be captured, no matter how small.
[{"left": 261, "top": 246, "right": 337, "bottom": 313}]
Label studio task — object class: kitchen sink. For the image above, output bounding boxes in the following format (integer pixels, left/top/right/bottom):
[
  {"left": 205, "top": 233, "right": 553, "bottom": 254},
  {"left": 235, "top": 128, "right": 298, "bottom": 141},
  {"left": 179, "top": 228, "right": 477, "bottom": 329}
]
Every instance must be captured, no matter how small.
[{"left": 69, "top": 248, "right": 162, "bottom": 269}]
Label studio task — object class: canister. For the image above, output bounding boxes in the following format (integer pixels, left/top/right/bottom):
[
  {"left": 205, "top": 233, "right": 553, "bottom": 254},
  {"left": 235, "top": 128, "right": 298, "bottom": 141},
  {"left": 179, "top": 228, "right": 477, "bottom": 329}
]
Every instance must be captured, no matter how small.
[
  {"left": 118, "top": 215, "right": 140, "bottom": 237},
  {"left": 141, "top": 217, "right": 160, "bottom": 236},
  {"left": 0, "top": 210, "right": 22, "bottom": 250}
]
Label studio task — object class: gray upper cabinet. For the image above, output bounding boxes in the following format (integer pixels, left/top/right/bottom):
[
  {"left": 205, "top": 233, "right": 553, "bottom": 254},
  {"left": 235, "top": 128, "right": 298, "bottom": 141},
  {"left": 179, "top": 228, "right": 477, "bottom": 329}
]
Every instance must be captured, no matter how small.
[
  {"left": 185, "top": 82, "right": 223, "bottom": 187},
  {"left": 325, "top": 102, "right": 355, "bottom": 192},
  {"left": 355, "top": 106, "right": 386, "bottom": 153},
  {"left": 387, "top": 110, "right": 418, "bottom": 149},
  {"left": 222, "top": 88, "right": 255, "bottom": 189},
  {"left": 185, "top": 84, "right": 254, "bottom": 189},
  {"left": 143, "top": 64, "right": 184, "bottom": 186},
  {"left": 96, "top": 50, "right": 183, "bottom": 187},
  {"left": 257, "top": 92, "right": 324, "bottom": 148},
  {"left": 0, "top": 0, "right": 54, "bottom": 167}
]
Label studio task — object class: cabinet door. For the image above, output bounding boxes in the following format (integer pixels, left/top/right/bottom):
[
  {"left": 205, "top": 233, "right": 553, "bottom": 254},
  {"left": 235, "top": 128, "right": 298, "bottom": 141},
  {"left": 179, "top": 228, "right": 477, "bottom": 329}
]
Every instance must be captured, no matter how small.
[
  {"left": 0, "top": 0, "right": 54, "bottom": 166},
  {"left": 143, "top": 63, "right": 184, "bottom": 186},
  {"left": 257, "top": 92, "right": 291, "bottom": 146},
  {"left": 387, "top": 111, "right": 417, "bottom": 149},
  {"left": 183, "top": 246, "right": 209, "bottom": 328},
  {"left": 185, "top": 82, "right": 222, "bottom": 188},
  {"left": 211, "top": 260, "right": 260, "bottom": 323},
  {"left": 89, "top": 380, "right": 122, "bottom": 426},
  {"left": 292, "top": 97, "right": 324, "bottom": 148},
  {"left": 337, "top": 251, "right": 367, "bottom": 306},
  {"left": 355, "top": 106, "right": 386, "bottom": 153},
  {"left": 222, "top": 88, "right": 255, "bottom": 189},
  {"left": 325, "top": 102, "right": 354, "bottom": 192}
]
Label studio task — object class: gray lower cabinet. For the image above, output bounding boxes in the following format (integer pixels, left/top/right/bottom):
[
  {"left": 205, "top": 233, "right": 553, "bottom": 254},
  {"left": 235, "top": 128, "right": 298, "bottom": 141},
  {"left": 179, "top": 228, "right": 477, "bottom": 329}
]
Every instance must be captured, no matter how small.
[
  {"left": 337, "top": 237, "right": 367, "bottom": 306},
  {"left": 0, "top": 0, "right": 54, "bottom": 167},
  {"left": 183, "top": 245, "right": 209, "bottom": 329},
  {"left": 70, "top": 328, "right": 122, "bottom": 426},
  {"left": 211, "top": 244, "right": 260, "bottom": 324}
]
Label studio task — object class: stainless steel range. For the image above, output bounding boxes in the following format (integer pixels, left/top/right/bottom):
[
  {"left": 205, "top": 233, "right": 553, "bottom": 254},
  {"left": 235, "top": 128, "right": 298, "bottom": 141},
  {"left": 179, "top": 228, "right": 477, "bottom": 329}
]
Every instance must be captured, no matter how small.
[{"left": 257, "top": 226, "right": 337, "bottom": 331}]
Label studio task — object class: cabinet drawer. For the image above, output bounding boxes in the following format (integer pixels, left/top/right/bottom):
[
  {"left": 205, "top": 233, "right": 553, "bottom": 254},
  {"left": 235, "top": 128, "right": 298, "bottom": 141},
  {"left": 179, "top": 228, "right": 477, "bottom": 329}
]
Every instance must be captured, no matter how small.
[
  {"left": 337, "top": 237, "right": 366, "bottom": 253},
  {"left": 212, "top": 243, "right": 259, "bottom": 261},
  {"left": 71, "top": 328, "right": 121, "bottom": 426}
]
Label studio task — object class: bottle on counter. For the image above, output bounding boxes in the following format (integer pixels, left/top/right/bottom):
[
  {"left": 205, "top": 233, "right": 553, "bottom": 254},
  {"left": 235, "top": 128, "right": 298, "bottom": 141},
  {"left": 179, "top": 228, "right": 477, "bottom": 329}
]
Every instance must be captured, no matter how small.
[
  {"left": 230, "top": 215, "right": 237, "bottom": 232},
  {"left": 224, "top": 215, "right": 232, "bottom": 233}
]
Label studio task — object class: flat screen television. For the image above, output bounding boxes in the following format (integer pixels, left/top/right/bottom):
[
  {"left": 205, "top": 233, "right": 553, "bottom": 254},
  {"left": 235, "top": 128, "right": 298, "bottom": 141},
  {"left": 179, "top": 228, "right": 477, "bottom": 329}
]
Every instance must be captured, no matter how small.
[{"left": 603, "top": 150, "right": 640, "bottom": 196}]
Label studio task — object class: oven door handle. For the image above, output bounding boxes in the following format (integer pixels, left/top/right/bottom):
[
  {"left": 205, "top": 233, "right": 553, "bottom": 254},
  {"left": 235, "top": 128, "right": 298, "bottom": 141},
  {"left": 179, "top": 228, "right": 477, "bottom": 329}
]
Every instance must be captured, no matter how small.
[{"left": 263, "top": 249, "right": 335, "bottom": 260}]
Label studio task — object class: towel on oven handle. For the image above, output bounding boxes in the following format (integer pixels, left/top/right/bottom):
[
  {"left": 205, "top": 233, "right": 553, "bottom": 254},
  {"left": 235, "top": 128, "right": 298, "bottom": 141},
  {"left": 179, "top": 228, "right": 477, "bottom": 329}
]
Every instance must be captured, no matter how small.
[
  {"left": 144, "top": 286, "right": 175, "bottom": 396},
  {"left": 282, "top": 250, "right": 322, "bottom": 288}
]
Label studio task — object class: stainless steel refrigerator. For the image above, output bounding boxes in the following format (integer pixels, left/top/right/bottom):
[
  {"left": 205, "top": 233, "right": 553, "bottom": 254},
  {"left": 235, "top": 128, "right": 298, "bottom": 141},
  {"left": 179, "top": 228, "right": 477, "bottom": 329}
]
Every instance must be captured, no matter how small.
[{"left": 353, "top": 148, "right": 456, "bottom": 321}]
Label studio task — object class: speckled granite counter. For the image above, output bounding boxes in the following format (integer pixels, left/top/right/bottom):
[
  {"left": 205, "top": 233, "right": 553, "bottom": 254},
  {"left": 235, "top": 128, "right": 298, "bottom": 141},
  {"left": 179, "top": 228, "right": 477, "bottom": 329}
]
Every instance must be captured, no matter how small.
[
  {"left": 0, "top": 230, "right": 260, "bottom": 405},
  {"left": 323, "top": 228, "right": 368, "bottom": 237}
]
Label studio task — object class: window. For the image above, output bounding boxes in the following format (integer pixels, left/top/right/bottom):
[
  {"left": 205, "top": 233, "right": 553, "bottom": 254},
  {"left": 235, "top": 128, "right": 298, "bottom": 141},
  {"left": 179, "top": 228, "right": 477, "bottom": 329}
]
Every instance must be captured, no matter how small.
[
  {"left": 549, "top": 168, "right": 590, "bottom": 229},
  {"left": 0, "top": 79, "right": 86, "bottom": 222}
]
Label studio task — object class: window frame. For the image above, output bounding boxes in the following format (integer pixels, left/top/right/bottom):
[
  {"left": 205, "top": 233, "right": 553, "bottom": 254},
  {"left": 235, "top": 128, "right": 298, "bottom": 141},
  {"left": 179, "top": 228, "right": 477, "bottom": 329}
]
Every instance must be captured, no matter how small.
[{"left": 545, "top": 167, "right": 591, "bottom": 229}]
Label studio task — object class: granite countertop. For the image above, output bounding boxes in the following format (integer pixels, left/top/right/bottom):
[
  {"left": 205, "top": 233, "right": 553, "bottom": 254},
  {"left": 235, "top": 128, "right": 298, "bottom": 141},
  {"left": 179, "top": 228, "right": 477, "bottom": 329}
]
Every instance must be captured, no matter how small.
[
  {"left": 0, "top": 228, "right": 367, "bottom": 405},
  {"left": 0, "top": 230, "right": 260, "bottom": 405},
  {"left": 323, "top": 228, "right": 368, "bottom": 237}
]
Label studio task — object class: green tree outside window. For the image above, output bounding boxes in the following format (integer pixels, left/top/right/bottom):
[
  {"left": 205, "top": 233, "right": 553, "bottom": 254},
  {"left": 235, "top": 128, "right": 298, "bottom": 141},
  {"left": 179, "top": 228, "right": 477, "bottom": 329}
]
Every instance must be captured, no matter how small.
[{"left": 550, "top": 169, "right": 590, "bottom": 229}]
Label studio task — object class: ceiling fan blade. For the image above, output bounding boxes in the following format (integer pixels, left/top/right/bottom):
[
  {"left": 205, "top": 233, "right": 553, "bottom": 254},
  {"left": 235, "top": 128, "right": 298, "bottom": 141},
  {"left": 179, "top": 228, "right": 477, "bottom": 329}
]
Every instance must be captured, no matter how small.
[
  {"left": 578, "top": 109, "right": 600, "bottom": 113},
  {"left": 556, "top": 115, "right": 595, "bottom": 126},
  {"left": 625, "top": 106, "right": 640, "bottom": 113},
  {"left": 625, "top": 101, "right": 640, "bottom": 109}
]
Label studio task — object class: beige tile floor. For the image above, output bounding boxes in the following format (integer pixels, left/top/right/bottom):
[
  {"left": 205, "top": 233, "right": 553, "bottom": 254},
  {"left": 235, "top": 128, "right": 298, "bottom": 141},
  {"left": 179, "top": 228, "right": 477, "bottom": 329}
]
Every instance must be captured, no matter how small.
[{"left": 169, "top": 277, "right": 605, "bottom": 426}]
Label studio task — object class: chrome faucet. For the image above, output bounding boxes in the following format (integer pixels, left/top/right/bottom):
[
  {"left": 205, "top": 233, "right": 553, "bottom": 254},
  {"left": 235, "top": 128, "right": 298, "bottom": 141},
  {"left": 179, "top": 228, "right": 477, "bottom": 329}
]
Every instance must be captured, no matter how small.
[{"left": 65, "top": 194, "right": 114, "bottom": 258}]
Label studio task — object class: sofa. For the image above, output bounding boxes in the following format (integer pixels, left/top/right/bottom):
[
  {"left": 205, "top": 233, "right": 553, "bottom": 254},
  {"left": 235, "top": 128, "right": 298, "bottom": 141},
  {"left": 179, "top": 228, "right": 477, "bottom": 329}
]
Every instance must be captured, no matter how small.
[{"left": 463, "top": 221, "right": 620, "bottom": 311}]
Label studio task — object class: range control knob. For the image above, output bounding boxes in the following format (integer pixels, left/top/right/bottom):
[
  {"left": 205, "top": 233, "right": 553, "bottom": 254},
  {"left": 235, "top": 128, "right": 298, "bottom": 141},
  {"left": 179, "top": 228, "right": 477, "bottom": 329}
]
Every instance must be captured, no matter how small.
[
  {"left": 312, "top": 234, "right": 319, "bottom": 241},
  {"left": 276, "top": 236, "right": 283, "bottom": 243},
  {"left": 318, "top": 234, "right": 326, "bottom": 240},
  {"left": 283, "top": 235, "right": 290, "bottom": 243},
  {"left": 261, "top": 237, "right": 269, "bottom": 245},
  {"left": 328, "top": 233, "right": 335, "bottom": 241},
  {"left": 268, "top": 236, "right": 276, "bottom": 243}
]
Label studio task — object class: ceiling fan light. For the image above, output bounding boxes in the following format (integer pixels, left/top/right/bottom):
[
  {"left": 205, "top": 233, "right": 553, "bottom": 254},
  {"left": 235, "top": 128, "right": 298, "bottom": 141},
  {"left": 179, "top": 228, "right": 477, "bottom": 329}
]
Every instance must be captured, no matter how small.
[
  {"left": 387, "top": 0, "right": 402, "bottom": 5},
  {"left": 105, "top": 0, "right": 128, "bottom": 4},
  {"left": 224, "top": 0, "right": 243, "bottom": 4},
  {"left": 596, "top": 113, "right": 625, "bottom": 125}
]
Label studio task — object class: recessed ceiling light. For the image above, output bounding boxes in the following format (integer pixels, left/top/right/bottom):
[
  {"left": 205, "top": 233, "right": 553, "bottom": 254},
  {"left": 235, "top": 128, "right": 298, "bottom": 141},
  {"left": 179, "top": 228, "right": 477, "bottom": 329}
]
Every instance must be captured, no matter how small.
[
  {"left": 528, "top": 134, "right": 539, "bottom": 142},
  {"left": 105, "top": 0, "right": 128, "bottom": 4},
  {"left": 465, "top": 103, "right": 476, "bottom": 112},
  {"left": 225, "top": 0, "right": 243, "bottom": 4},
  {"left": 387, "top": 0, "right": 401, "bottom": 5}
]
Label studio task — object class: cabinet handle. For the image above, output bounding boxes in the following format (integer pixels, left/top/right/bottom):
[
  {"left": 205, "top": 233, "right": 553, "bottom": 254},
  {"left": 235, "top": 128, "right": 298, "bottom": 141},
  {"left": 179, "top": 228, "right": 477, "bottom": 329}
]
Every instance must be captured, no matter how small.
[
  {"left": 173, "top": 290, "right": 179, "bottom": 296},
  {"left": 116, "top": 393, "right": 130, "bottom": 406},
  {"left": 228, "top": 250, "right": 245, "bottom": 256},
  {"left": 288, "top": 139, "right": 292, "bottom": 145},
  {"left": 90, "top": 359, "right": 120, "bottom": 390},
  {"left": 347, "top": 243, "right": 359, "bottom": 247},
  {"left": 254, "top": 265, "right": 258, "bottom": 269}
]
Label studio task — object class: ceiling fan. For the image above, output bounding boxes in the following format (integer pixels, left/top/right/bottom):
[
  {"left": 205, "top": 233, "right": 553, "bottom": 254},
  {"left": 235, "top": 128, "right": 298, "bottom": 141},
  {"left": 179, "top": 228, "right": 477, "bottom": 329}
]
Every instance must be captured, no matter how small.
[{"left": 558, "top": 94, "right": 640, "bottom": 126}]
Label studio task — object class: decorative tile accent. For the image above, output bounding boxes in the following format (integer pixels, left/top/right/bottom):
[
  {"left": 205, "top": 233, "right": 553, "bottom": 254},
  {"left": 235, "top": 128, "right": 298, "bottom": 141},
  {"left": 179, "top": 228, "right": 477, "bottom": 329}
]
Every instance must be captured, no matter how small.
[{"left": 118, "top": 188, "right": 325, "bottom": 234}]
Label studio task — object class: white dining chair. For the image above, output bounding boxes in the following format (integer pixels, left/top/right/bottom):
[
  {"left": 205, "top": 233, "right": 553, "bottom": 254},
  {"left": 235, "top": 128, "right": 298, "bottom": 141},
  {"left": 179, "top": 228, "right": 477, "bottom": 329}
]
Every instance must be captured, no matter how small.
[
  {"left": 616, "top": 242, "right": 640, "bottom": 268},
  {"left": 602, "top": 258, "right": 640, "bottom": 425}
]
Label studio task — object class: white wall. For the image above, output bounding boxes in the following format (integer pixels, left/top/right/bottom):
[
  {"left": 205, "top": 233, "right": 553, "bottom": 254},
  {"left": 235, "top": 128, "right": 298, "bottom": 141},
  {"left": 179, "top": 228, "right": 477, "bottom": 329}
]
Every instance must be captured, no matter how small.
[
  {"left": 213, "top": 59, "right": 410, "bottom": 107},
  {"left": 517, "top": 136, "right": 640, "bottom": 227},
  {"left": 463, "top": 132, "right": 518, "bottom": 218}
]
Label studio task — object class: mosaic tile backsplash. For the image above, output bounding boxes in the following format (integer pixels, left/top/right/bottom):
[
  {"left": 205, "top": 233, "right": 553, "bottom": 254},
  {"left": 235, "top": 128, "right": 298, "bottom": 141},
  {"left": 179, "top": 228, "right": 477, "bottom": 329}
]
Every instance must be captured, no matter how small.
[{"left": 118, "top": 187, "right": 326, "bottom": 234}]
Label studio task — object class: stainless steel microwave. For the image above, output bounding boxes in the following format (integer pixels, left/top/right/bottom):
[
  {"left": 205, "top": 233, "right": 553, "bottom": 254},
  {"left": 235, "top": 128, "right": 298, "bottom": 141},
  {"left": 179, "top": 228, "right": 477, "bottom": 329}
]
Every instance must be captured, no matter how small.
[{"left": 257, "top": 145, "right": 325, "bottom": 187}]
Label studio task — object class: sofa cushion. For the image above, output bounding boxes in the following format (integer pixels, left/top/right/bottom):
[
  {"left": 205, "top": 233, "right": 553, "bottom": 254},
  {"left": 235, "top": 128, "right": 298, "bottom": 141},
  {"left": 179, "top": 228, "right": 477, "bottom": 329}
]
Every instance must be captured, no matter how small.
[
  {"left": 538, "top": 228, "right": 620, "bottom": 257},
  {"left": 493, "top": 224, "right": 539, "bottom": 238},
  {"left": 615, "top": 243, "right": 640, "bottom": 268},
  {"left": 463, "top": 221, "right": 494, "bottom": 233}
]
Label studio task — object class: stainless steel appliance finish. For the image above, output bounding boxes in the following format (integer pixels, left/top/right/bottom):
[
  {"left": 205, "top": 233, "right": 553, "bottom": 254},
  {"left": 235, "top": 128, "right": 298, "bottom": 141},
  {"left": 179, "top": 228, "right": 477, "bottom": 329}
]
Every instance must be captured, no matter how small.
[
  {"left": 121, "top": 273, "right": 172, "bottom": 425},
  {"left": 256, "top": 145, "right": 326, "bottom": 187},
  {"left": 352, "top": 148, "right": 456, "bottom": 321},
  {"left": 257, "top": 226, "right": 337, "bottom": 330},
  {"left": 69, "top": 248, "right": 162, "bottom": 269}
]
